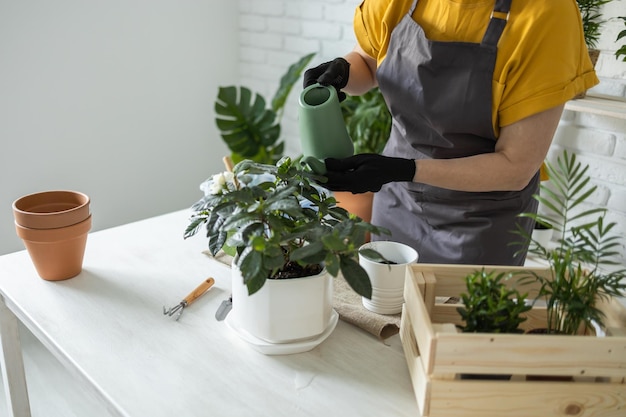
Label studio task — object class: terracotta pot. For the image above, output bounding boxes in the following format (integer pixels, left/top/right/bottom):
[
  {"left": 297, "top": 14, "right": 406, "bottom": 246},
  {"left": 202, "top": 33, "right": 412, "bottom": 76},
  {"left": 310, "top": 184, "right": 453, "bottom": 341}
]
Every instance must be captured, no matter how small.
[
  {"left": 334, "top": 191, "right": 373, "bottom": 222},
  {"left": 15, "top": 216, "right": 91, "bottom": 281},
  {"left": 335, "top": 191, "right": 374, "bottom": 242},
  {"left": 13, "top": 190, "right": 90, "bottom": 229}
]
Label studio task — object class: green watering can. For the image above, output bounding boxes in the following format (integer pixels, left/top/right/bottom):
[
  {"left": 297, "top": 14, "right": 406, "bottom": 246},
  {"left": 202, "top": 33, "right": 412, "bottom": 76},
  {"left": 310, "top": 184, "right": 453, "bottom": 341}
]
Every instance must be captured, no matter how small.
[{"left": 298, "top": 83, "right": 354, "bottom": 174}]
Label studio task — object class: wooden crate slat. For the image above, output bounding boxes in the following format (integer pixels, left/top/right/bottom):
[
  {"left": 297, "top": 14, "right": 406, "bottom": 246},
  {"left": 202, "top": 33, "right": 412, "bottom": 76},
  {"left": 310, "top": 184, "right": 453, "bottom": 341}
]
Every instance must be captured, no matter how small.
[
  {"left": 422, "top": 270, "right": 437, "bottom": 313},
  {"left": 428, "top": 378, "right": 626, "bottom": 417},
  {"left": 400, "top": 307, "right": 430, "bottom": 417},
  {"left": 414, "top": 264, "right": 547, "bottom": 298},
  {"left": 433, "top": 332, "right": 626, "bottom": 378},
  {"left": 404, "top": 271, "right": 437, "bottom": 375}
]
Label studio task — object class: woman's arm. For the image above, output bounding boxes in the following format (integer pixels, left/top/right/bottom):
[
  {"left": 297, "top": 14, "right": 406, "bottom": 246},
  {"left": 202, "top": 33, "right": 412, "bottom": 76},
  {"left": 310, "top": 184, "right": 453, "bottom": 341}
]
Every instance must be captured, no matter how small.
[
  {"left": 414, "top": 104, "right": 564, "bottom": 192},
  {"left": 343, "top": 44, "right": 378, "bottom": 95}
]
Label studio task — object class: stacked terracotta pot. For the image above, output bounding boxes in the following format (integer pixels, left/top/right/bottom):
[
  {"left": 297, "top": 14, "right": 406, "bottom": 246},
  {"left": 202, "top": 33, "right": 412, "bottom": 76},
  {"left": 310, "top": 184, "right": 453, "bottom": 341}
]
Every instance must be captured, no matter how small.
[{"left": 12, "top": 190, "right": 91, "bottom": 281}]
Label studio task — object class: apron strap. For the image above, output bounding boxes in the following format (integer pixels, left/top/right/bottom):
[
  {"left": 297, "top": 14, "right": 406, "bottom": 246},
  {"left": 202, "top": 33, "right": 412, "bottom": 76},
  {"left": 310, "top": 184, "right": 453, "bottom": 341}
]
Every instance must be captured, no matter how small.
[
  {"left": 409, "top": 0, "right": 419, "bottom": 15},
  {"left": 481, "top": 0, "right": 512, "bottom": 49}
]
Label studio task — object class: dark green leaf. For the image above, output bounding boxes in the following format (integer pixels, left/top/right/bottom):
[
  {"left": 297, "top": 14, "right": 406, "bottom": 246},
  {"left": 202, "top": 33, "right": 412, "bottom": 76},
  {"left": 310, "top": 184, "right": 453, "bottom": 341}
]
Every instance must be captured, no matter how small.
[{"left": 340, "top": 255, "right": 372, "bottom": 299}]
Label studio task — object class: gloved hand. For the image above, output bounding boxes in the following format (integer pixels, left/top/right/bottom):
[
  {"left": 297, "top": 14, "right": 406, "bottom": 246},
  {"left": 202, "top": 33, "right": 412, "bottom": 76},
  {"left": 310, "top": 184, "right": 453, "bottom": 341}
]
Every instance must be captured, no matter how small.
[
  {"left": 303, "top": 57, "right": 350, "bottom": 101},
  {"left": 323, "top": 154, "right": 416, "bottom": 193}
]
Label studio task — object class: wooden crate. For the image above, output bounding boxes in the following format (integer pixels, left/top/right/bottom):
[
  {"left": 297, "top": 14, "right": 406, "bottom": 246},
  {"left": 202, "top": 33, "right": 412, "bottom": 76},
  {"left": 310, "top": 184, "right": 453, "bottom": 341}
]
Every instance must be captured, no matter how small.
[{"left": 400, "top": 263, "right": 626, "bottom": 417}]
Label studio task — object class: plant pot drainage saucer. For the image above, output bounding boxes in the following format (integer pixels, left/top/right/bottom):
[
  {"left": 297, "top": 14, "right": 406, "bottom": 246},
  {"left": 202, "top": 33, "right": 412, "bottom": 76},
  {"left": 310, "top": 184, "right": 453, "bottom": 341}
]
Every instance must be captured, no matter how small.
[{"left": 225, "top": 309, "right": 339, "bottom": 355}]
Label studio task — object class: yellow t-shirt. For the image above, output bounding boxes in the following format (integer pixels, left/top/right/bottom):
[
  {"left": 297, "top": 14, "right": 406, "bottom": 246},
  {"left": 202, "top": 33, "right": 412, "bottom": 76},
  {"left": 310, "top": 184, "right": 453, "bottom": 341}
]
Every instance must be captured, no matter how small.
[{"left": 354, "top": 0, "right": 599, "bottom": 134}]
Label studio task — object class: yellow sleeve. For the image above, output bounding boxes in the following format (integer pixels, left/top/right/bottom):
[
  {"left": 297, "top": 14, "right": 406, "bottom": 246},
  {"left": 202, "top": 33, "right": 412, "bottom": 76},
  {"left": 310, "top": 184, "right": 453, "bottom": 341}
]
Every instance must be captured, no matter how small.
[
  {"left": 494, "top": 0, "right": 599, "bottom": 127},
  {"left": 354, "top": 0, "right": 411, "bottom": 64}
]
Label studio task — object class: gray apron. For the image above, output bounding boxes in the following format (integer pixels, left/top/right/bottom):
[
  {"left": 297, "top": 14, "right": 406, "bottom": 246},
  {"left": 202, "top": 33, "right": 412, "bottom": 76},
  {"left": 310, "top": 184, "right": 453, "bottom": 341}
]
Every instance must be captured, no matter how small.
[{"left": 372, "top": 0, "right": 538, "bottom": 266}]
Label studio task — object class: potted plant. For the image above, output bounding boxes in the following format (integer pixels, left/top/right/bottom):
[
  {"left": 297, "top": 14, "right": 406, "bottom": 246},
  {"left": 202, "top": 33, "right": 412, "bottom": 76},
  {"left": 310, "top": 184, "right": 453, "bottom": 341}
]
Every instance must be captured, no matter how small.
[
  {"left": 457, "top": 269, "right": 532, "bottom": 334},
  {"left": 215, "top": 53, "right": 315, "bottom": 165},
  {"left": 358, "top": 240, "right": 418, "bottom": 314},
  {"left": 456, "top": 268, "right": 532, "bottom": 380},
  {"left": 184, "top": 156, "right": 388, "bottom": 351},
  {"left": 399, "top": 152, "right": 626, "bottom": 412},
  {"left": 518, "top": 150, "right": 626, "bottom": 335}
]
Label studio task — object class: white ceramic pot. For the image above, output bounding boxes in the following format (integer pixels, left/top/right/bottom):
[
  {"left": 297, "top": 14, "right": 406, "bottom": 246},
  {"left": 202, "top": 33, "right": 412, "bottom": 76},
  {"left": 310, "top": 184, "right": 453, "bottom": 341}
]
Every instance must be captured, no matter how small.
[
  {"left": 359, "top": 241, "right": 418, "bottom": 314},
  {"left": 532, "top": 225, "right": 553, "bottom": 249},
  {"left": 230, "top": 259, "right": 334, "bottom": 344}
]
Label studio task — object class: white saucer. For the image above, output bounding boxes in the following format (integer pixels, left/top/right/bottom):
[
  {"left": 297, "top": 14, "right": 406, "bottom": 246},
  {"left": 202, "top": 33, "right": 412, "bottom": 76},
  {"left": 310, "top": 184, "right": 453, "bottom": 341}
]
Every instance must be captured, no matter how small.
[{"left": 225, "top": 309, "right": 339, "bottom": 355}]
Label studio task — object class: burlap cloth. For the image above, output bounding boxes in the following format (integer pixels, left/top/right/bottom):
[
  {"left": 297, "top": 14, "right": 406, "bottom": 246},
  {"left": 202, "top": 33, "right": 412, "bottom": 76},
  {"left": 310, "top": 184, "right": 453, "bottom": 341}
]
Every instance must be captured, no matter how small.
[{"left": 204, "top": 250, "right": 401, "bottom": 340}]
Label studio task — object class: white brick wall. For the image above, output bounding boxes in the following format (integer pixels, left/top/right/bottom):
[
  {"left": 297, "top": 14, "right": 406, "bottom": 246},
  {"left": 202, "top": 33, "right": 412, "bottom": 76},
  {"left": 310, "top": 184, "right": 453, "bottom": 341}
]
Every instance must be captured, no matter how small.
[
  {"left": 236, "top": 0, "right": 626, "bottom": 263},
  {"left": 549, "top": 109, "right": 626, "bottom": 264}
]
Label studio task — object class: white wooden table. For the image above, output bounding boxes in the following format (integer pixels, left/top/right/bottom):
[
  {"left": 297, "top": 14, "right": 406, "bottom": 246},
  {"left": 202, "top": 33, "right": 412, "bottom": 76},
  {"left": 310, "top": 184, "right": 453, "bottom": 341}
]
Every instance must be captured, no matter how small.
[{"left": 0, "top": 210, "right": 419, "bottom": 417}]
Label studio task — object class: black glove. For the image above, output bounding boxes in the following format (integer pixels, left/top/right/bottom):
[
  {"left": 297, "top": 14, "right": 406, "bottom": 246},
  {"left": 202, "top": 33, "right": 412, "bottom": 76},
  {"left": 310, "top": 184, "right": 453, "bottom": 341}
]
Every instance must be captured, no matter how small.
[
  {"left": 303, "top": 57, "right": 350, "bottom": 101},
  {"left": 323, "top": 154, "right": 416, "bottom": 193}
]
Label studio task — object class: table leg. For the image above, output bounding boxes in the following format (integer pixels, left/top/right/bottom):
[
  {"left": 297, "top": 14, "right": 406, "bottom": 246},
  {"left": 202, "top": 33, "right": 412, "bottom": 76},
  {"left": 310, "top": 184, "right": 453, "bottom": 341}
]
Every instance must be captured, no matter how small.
[{"left": 0, "top": 297, "right": 31, "bottom": 417}]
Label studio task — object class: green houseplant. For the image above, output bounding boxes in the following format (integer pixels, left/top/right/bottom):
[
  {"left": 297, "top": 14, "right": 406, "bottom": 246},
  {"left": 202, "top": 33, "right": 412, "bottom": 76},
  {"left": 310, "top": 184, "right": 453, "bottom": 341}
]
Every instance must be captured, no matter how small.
[
  {"left": 457, "top": 269, "right": 532, "bottom": 334},
  {"left": 215, "top": 53, "right": 315, "bottom": 165},
  {"left": 184, "top": 156, "right": 388, "bottom": 298},
  {"left": 456, "top": 269, "right": 532, "bottom": 380},
  {"left": 518, "top": 151, "right": 626, "bottom": 335},
  {"left": 341, "top": 87, "right": 392, "bottom": 155},
  {"left": 184, "top": 157, "right": 389, "bottom": 349},
  {"left": 577, "top": 0, "right": 612, "bottom": 50}
]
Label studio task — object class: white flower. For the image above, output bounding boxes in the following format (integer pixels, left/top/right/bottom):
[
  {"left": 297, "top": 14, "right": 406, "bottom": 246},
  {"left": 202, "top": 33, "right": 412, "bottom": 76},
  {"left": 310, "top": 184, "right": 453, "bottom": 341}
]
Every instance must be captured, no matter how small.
[
  {"left": 208, "top": 182, "right": 223, "bottom": 195},
  {"left": 200, "top": 171, "right": 237, "bottom": 195},
  {"left": 212, "top": 172, "right": 226, "bottom": 186}
]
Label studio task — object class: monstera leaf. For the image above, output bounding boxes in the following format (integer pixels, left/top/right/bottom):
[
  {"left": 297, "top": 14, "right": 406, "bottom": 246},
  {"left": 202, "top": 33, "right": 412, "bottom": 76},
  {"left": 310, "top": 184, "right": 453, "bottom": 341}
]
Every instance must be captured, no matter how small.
[
  {"left": 215, "top": 86, "right": 281, "bottom": 164},
  {"left": 214, "top": 53, "right": 315, "bottom": 165}
]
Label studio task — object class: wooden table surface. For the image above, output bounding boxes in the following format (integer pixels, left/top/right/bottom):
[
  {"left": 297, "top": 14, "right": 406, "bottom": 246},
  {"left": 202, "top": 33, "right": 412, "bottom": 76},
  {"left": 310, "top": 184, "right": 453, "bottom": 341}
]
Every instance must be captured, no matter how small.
[{"left": 0, "top": 210, "right": 419, "bottom": 417}]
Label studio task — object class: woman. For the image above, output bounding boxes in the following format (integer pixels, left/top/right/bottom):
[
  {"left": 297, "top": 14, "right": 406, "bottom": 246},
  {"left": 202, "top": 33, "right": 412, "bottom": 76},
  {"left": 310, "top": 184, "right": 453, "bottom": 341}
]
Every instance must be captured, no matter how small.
[{"left": 304, "top": 0, "right": 598, "bottom": 265}]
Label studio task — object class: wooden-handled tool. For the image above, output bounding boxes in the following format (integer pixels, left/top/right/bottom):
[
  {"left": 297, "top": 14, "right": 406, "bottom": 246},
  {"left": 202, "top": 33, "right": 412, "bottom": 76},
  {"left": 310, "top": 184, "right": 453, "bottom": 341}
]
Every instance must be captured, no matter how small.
[{"left": 163, "top": 277, "right": 215, "bottom": 321}]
